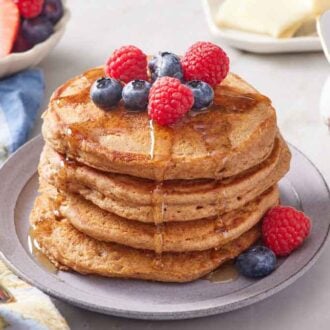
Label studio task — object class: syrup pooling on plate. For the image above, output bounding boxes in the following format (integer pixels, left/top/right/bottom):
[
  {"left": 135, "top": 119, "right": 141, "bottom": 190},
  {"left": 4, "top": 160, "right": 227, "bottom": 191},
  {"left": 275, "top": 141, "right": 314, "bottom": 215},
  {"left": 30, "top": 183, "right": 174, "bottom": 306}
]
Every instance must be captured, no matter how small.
[
  {"left": 28, "top": 227, "right": 58, "bottom": 274},
  {"left": 205, "top": 262, "right": 239, "bottom": 283}
]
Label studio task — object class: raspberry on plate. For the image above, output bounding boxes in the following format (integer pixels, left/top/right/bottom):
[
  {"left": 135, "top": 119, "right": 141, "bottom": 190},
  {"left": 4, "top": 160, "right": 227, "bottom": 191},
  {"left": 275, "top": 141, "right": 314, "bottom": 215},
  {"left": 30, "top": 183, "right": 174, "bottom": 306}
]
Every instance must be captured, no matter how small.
[
  {"left": 148, "top": 77, "right": 194, "bottom": 126},
  {"left": 182, "top": 41, "right": 229, "bottom": 87},
  {"left": 0, "top": 0, "right": 20, "bottom": 58},
  {"left": 262, "top": 206, "right": 311, "bottom": 257},
  {"left": 105, "top": 45, "right": 148, "bottom": 83},
  {"left": 14, "top": 0, "right": 45, "bottom": 19}
]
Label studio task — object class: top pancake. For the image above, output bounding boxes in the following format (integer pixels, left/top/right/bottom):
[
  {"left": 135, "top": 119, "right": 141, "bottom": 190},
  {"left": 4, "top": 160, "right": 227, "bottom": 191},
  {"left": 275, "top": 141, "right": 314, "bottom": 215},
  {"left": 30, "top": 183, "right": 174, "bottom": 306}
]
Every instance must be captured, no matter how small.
[{"left": 42, "top": 67, "right": 277, "bottom": 180}]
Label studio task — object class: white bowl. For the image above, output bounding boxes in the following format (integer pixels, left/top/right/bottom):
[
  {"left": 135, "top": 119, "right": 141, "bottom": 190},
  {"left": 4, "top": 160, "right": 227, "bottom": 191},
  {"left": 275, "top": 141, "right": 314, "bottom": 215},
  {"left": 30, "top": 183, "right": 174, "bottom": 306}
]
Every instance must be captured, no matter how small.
[
  {"left": 203, "top": 0, "right": 323, "bottom": 54},
  {"left": 0, "top": 8, "right": 70, "bottom": 78}
]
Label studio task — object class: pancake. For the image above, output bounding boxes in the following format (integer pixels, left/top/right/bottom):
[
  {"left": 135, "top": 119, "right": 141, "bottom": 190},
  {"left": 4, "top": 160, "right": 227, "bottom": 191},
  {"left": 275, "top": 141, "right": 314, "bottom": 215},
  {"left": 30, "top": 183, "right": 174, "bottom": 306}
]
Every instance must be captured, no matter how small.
[
  {"left": 42, "top": 67, "right": 277, "bottom": 181},
  {"left": 38, "top": 183, "right": 278, "bottom": 252},
  {"left": 40, "top": 136, "right": 290, "bottom": 222},
  {"left": 30, "top": 197, "right": 260, "bottom": 282}
]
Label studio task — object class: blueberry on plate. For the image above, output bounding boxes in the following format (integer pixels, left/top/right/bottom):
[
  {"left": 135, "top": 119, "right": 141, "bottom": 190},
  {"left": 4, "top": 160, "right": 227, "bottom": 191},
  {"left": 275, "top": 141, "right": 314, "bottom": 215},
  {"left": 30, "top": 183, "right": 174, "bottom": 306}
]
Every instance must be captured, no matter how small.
[
  {"left": 42, "top": 0, "right": 64, "bottom": 25},
  {"left": 90, "top": 78, "right": 122, "bottom": 110},
  {"left": 236, "top": 246, "right": 276, "bottom": 278},
  {"left": 21, "top": 16, "right": 54, "bottom": 46},
  {"left": 148, "top": 52, "right": 183, "bottom": 81},
  {"left": 186, "top": 80, "right": 214, "bottom": 110},
  {"left": 122, "top": 80, "right": 151, "bottom": 111}
]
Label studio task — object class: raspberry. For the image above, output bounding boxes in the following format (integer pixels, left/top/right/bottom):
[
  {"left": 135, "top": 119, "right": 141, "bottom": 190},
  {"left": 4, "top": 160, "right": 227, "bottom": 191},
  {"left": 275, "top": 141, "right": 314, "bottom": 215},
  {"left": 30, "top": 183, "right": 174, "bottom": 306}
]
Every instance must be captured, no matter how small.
[
  {"left": 14, "top": 0, "right": 44, "bottom": 19},
  {"left": 148, "top": 77, "right": 194, "bottom": 126},
  {"left": 181, "top": 41, "right": 229, "bottom": 87},
  {"left": 262, "top": 206, "right": 311, "bottom": 257},
  {"left": 105, "top": 45, "right": 148, "bottom": 83}
]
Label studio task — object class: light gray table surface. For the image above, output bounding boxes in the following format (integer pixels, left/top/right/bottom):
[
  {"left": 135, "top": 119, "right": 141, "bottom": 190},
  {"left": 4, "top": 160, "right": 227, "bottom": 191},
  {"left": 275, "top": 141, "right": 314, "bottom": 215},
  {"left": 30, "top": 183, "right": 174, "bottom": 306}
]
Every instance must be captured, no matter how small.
[{"left": 30, "top": 0, "right": 330, "bottom": 329}]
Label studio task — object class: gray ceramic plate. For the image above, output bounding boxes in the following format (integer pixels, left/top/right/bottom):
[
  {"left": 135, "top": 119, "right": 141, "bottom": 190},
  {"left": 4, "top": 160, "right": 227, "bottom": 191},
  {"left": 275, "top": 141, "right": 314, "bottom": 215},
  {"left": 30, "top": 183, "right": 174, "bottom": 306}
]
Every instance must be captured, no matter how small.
[{"left": 0, "top": 136, "right": 329, "bottom": 320}]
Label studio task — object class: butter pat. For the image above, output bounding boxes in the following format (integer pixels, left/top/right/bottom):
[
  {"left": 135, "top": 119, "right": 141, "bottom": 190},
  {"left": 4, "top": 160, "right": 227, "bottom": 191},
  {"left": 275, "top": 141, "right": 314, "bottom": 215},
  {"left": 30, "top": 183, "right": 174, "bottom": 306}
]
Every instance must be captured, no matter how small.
[{"left": 216, "top": 0, "right": 330, "bottom": 38}]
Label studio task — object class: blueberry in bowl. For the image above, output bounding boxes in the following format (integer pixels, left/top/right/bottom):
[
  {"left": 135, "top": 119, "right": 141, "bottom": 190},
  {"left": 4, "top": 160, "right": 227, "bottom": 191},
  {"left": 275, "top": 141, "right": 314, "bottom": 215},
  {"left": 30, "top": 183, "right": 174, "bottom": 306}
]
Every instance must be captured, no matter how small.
[
  {"left": 41, "top": 0, "right": 64, "bottom": 24},
  {"left": 0, "top": 0, "right": 70, "bottom": 78}
]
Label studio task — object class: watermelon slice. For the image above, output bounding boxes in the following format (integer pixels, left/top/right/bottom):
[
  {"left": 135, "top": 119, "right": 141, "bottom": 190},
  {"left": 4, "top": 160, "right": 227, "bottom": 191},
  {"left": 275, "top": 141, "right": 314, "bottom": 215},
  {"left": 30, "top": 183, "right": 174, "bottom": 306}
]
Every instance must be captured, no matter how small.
[{"left": 0, "top": 0, "right": 20, "bottom": 58}]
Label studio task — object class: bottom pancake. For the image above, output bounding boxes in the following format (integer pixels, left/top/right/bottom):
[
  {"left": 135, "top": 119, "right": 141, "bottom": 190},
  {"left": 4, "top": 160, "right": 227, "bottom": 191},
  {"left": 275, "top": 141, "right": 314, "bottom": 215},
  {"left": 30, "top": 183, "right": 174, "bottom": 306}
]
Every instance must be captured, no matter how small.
[
  {"left": 30, "top": 199, "right": 260, "bottom": 282},
  {"left": 38, "top": 183, "right": 278, "bottom": 253}
]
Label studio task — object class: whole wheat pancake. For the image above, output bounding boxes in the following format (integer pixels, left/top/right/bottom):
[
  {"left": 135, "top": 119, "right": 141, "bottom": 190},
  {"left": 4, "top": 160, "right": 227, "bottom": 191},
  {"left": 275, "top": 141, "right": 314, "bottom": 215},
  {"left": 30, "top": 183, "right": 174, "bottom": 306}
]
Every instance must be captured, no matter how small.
[
  {"left": 42, "top": 67, "right": 277, "bottom": 180},
  {"left": 40, "top": 136, "right": 290, "bottom": 222},
  {"left": 30, "top": 197, "right": 260, "bottom": 282},
  {"left": 38, "top": 183, "right": 278, "bottom": 252}
]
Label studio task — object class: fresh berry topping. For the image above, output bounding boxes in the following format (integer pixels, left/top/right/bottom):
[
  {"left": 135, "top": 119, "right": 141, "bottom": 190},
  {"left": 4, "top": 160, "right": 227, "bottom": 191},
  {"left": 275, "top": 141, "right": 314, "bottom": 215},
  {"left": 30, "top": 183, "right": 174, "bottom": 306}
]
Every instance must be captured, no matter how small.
[
  {"left": 90, "top": 77, "right": 122, "bottom": 110},
  {"left": 186, "top": 80, "right": 214, "bottom": 110},
  {"left": 236, "top": 246, "right": 277, "bottom": 278},
  {"left": 122, "top": 80, "right": 151, "bottom": 111},
  {"left": 148, "top": 77, "right": 194, "bottom": 126},
  {"left": 105, "top": 45, "right": 148, "bottom": 83},
  {"left": 181, "top": 41, "right": 229, "bottom": 87},
  {"left": 12, "top": 28, "right": 32, "bottom": 53},
  {"left": 21, "top": 16, "right": 54, "bottom": 46},
  {"left": 0, "top": 0, "right": 20, "bottom": 58},
  {"left": 262, "top": 206, "right": 311, "bottom": 257},
  {"left": 41, "top": 0, "right": 63, "bottom": 24},
  {"left": 14, "top": 0, "right": 45, "bottom": 19},
  {"left": 148, "top": 52, "right": 183, "bottom": 82}
]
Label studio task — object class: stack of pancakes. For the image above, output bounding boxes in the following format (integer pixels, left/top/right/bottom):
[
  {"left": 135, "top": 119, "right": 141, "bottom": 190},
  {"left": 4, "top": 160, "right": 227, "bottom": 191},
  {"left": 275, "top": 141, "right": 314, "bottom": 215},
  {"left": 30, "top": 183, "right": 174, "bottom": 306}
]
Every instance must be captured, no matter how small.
[{"left": 30, "top": 67, "right": 291, "bottom": 282}]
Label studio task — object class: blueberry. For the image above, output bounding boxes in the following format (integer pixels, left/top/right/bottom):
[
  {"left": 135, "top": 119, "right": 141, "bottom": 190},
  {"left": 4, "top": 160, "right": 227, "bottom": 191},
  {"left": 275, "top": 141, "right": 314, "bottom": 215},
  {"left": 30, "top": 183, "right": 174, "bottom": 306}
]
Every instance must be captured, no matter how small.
[
  {"left": 122, "top": 80, "right": 151, "bottom": 111},
  {"left": 236, "top": 246, "right": 276, "bottom": 278},
  {"left": 12, "top": 30, "right": 32, "bottom": 53},
  {"left": 148, "top": 52, "right": 183, "bottom": 81},
  {"left": 22, "top": 17, "right": 54, "bottom": 46},
  {"left": 90, "top": 78, "right": 122, "bottom": 110},
  {"left": 42, "top": 0, "right": 64, "bottom": 25},
  {"left": 186, "top": 80, "right": 214, "bottom": 110}
]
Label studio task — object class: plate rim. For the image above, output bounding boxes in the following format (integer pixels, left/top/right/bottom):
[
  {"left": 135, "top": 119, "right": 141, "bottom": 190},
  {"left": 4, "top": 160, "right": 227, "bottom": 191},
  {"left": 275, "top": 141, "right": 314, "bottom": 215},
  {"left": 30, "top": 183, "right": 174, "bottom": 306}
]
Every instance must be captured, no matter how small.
[{"left": 0, "top": 135, "right": 329, "bottom": 320}]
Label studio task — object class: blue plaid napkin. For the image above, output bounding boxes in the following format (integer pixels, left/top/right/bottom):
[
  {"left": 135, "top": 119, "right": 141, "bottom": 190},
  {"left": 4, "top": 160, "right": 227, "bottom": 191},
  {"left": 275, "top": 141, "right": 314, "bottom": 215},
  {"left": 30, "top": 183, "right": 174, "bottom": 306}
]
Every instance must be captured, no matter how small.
[{"left": 0, "top": 69, "right": 45, "bottom": 164}]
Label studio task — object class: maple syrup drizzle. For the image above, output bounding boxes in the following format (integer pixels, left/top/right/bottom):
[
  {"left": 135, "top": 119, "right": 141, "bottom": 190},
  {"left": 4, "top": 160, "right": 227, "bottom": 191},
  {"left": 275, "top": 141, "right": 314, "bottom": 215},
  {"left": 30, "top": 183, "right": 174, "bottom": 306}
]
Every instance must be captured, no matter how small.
[
  {"left": 28, "top": 227, "right": 58, "bottom": 274},
  {"left": 148, "top": 121, "right": 174, "bottom": 266},
  {"left": 189, "top": 88, "right": 266, "bottom": 247},
  {"left": 0, "top": 285, "right": 15, "bottom": 304},
  {"left": 205, "top": 262, "right": 238, "bottom": 283},
  {"left": 148, "top": 119, "right": 156, "bottom": 160}
]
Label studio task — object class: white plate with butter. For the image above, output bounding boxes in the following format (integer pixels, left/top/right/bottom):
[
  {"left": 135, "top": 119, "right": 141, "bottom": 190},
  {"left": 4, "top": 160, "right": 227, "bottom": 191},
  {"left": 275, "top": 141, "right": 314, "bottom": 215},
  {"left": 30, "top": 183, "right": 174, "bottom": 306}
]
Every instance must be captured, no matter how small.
[{"left": 203, "top": 0, "right": 323, "bottom": 53}]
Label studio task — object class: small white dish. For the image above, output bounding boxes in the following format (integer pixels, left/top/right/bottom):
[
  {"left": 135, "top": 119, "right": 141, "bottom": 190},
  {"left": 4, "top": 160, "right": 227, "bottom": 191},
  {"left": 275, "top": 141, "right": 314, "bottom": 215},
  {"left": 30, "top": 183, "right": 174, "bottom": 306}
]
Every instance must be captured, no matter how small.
[
  {"left": 0, "top": 8, "right": 70, "bottom": 79},
  {"left": 317, "top": 10, "right": 330, "bottom": 63},
  {"left": 317, "top": 10, "right": 330, "bottom": 127},
  {"left": 203, "top": 0, "right": 323, "bottom": 54}
]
